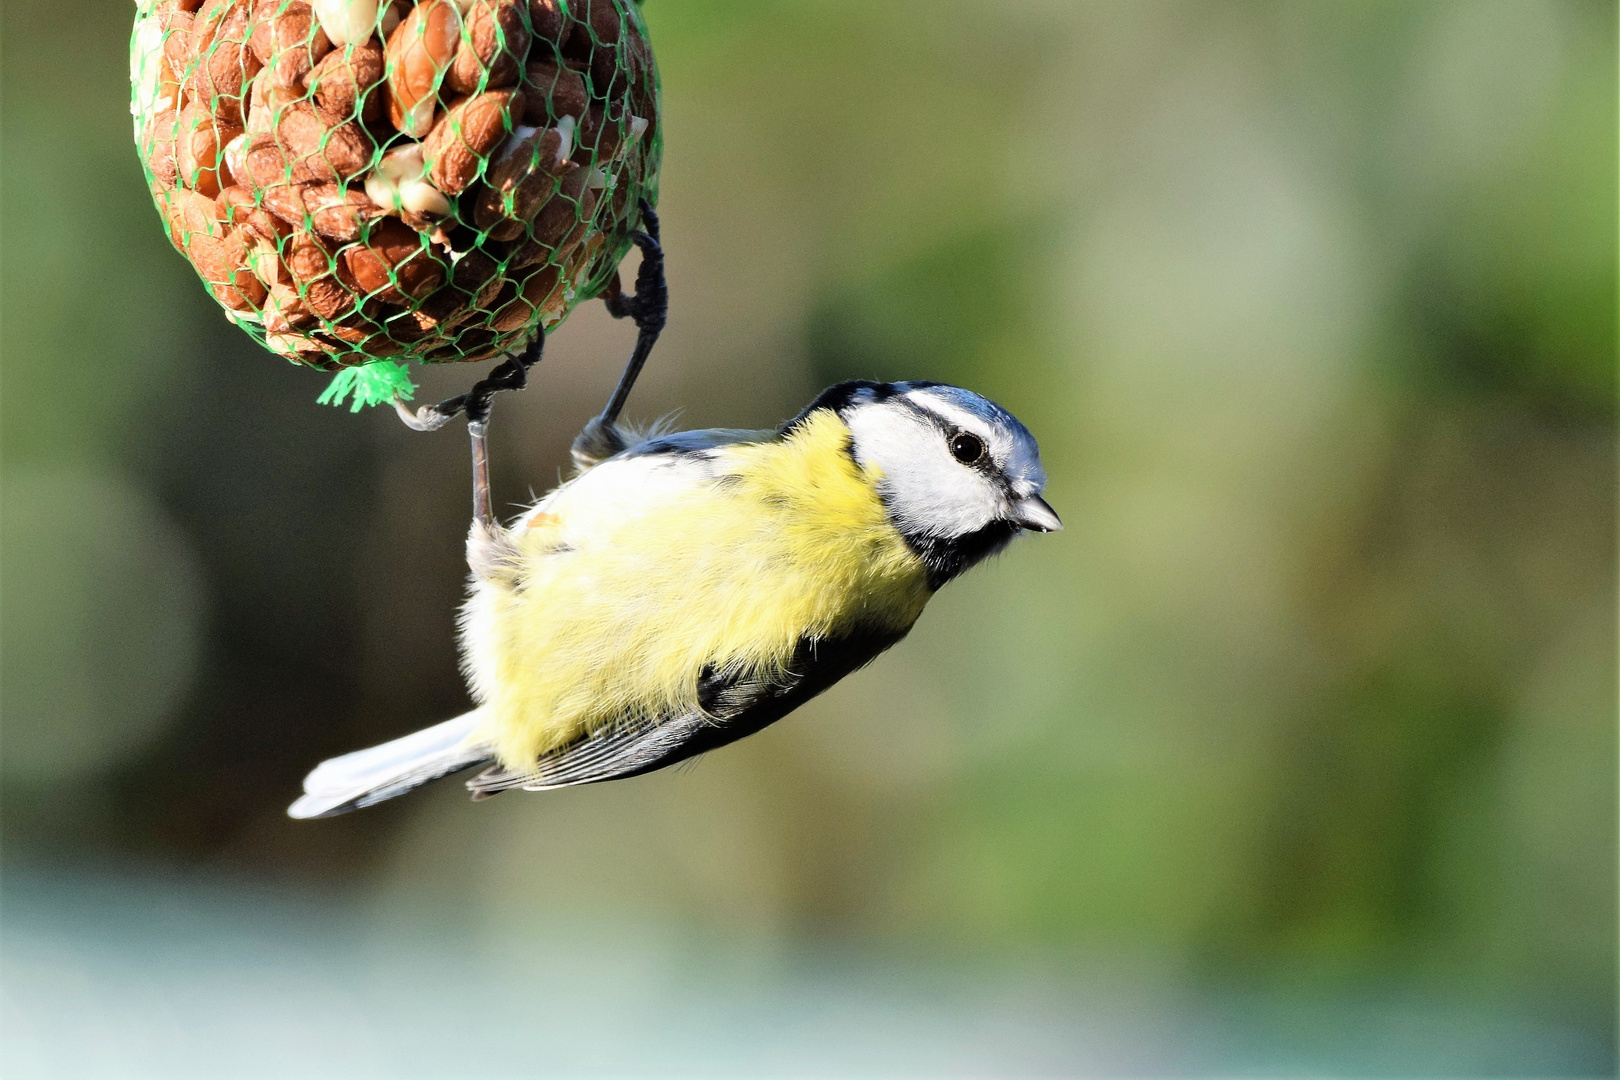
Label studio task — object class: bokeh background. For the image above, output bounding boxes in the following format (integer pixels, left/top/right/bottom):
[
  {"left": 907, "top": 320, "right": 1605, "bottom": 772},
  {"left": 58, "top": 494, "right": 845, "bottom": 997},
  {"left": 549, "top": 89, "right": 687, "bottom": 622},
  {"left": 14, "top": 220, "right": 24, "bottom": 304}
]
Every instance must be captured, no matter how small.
[{"left": 3, "top": 0, "right": 1616, "bottom": 1074}]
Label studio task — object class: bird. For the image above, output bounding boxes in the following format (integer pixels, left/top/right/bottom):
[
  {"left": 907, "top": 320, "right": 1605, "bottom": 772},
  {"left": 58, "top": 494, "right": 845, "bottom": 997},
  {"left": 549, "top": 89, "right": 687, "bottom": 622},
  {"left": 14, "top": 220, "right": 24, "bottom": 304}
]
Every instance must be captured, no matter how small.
[{"left": 287, "top": 379, "right": 1059, "bottom": 818}]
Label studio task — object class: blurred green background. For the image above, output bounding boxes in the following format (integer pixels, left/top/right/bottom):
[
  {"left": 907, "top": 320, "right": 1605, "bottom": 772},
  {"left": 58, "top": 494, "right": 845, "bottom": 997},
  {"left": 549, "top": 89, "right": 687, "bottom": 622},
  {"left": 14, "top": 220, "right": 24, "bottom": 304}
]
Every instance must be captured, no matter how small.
[{"left": 2, "top": 0, "right": 1615, "bottom": 1074}]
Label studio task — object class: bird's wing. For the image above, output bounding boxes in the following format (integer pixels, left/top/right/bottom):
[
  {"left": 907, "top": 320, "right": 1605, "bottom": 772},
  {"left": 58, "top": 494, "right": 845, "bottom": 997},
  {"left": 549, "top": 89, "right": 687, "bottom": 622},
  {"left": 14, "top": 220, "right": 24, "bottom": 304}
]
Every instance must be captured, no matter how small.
[
  {"left": 465, "top": 625, "right": 909, "bottom": 795},
  {"left": 616, "top": 427, "right": 775, "bottom": 459}
]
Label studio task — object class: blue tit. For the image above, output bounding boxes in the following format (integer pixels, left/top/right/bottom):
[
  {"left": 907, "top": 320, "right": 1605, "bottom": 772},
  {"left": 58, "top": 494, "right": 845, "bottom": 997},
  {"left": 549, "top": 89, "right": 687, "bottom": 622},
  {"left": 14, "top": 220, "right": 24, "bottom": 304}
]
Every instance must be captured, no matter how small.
[{"left": 288, "top": 380, "right": 1059, "bottom": 818}]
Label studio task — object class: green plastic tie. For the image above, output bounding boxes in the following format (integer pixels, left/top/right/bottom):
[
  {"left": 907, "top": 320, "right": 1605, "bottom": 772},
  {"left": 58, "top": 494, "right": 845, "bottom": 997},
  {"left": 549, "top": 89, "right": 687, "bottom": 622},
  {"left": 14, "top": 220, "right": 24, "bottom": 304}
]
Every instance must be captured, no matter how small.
[{"left": 317, "top": 360, "right": 417, "bottom": 412}]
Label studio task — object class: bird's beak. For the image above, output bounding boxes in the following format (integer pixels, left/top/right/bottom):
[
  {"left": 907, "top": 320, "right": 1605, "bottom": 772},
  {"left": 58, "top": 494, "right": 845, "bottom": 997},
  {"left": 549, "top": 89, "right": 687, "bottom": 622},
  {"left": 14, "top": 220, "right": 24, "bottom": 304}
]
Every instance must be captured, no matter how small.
[{"left": 1009, "top": 495, "right": 1063, "bottom": 532}]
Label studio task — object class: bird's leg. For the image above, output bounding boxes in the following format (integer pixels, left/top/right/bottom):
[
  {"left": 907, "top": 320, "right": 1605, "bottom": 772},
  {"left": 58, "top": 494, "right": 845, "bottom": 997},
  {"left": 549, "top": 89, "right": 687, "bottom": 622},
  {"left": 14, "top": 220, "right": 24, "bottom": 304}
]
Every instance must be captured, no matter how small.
[
  {"left": 463, "top": 330, "right": 545, "bottom": 527},
  {"left": 572, "top": 200, "right": 666, "bottom": 469},
  {"left": 394, "top": 329, "right": 546, "bottom": 528}
]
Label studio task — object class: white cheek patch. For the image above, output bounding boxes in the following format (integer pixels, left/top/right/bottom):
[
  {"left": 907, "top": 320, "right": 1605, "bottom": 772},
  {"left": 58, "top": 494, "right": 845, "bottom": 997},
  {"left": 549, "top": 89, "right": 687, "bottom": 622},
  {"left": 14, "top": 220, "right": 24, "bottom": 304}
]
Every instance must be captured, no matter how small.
[{"left": 844, "top": 405, "right": 1003, "bottom": 539}]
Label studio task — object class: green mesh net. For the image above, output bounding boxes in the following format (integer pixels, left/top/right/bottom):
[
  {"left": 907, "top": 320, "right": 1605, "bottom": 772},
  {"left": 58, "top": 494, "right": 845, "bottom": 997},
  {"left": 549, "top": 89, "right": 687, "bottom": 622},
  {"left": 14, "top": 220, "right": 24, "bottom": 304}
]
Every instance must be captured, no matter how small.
[{"left": 130, "top": 0, "right": 660, "bottom": 405}]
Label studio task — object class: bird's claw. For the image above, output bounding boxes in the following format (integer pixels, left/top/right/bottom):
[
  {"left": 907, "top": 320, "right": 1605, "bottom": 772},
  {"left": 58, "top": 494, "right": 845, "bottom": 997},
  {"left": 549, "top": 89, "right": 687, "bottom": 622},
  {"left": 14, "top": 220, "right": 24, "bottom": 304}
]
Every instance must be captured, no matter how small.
[
  {"left": 603, "top": 201, "right": 666, "bottom": 336},
  {"left": 391, "top": 330, "right": 546, "bottom": 432}
]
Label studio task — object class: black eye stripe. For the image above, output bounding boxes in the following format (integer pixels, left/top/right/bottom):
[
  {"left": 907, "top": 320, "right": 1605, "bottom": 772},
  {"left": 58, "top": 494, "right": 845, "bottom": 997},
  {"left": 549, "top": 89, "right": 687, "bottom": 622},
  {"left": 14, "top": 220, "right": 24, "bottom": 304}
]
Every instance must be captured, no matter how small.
[{"left": 870, "top": 396, "right": 1000, "bottom": 468}]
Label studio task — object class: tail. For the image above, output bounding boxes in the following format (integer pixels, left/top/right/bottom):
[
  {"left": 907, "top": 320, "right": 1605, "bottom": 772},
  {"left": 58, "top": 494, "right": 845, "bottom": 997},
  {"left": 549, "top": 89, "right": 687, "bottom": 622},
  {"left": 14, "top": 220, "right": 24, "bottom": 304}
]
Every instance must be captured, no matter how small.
[{"left": 287, "top": 710, "right": 494, "bottom": 819}]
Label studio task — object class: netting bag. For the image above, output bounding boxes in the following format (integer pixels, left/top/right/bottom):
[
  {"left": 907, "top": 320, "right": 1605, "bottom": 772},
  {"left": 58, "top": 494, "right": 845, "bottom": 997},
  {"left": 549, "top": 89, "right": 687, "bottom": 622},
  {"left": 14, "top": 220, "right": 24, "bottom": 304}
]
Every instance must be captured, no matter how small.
[{"left": 130, "top": 0, "right": 660, "bottom": 406}]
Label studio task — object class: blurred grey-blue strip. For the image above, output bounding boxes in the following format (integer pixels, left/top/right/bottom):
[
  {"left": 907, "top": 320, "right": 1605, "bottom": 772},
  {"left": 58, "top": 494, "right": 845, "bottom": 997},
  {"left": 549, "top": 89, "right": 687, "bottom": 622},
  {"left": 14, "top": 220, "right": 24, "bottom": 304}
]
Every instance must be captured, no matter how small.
[{"left": 0, "top": 863, "right": 1606, "bottom": 1078}]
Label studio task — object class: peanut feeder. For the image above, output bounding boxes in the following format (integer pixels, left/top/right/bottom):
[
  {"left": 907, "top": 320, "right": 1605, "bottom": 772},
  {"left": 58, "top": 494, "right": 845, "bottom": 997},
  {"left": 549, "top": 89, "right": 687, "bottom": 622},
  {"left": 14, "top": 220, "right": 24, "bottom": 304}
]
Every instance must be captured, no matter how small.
[{"left": 131, "top": 0, "right": 660, "bottom": 403}]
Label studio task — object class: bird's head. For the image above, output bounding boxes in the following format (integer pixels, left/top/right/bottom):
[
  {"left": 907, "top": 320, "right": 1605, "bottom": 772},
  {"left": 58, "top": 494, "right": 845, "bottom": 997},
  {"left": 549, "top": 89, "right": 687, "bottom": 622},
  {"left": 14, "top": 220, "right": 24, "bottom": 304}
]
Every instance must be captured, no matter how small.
[{"left": 795, "top": 380, "right": 1059, "bottom": 587}]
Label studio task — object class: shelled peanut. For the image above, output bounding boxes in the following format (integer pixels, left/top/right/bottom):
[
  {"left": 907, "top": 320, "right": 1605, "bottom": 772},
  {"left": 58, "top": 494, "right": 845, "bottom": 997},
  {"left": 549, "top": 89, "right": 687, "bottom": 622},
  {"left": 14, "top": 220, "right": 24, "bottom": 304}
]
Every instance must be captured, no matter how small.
[{"left": 130, "top": 0, "right": 660, "bottom": 370}]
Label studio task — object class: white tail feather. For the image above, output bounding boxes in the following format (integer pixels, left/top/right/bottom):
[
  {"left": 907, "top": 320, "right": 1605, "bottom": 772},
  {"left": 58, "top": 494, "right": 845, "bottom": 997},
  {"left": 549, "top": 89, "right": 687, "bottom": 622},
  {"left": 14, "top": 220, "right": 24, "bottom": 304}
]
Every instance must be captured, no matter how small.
[{"left": 288, "top": 710, "right": 492, "bottom": 819}]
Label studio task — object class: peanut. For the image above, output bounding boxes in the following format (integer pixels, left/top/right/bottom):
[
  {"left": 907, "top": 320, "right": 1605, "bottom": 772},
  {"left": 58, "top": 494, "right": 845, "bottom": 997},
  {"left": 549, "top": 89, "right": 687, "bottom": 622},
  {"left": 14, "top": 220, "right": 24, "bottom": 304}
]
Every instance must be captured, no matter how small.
[
  {"left": 472, "top": 125, "right": 569, "bottom": 237},
  {"left": 264, "top": 281, "right": 319, "bottom": 331},
  {"left": 177, "top": 101, "right": 244, "bottom": 197},
  {"left": 579, "top": 0, "right": 622, "bottom": 49},
  {"left": 424, "top": 88, "right": 522, "bottom": 195},
  {"left": 285, "top": 230, "right": 358, "bottom": 319},
  {"left": 378, "top": 0, "right": 407, "bottom": 38},
  {"left": 416, "top": 248, "right": 499, "bottom": 324},
  {"left": 385, "top": 0, "right": 460, "bottom": 137},
  {"left": 485, "top": 233, "right": 545, "bottom": 270},
  {"left": 185, "top": 0, "right": 262, "bottom": 126},
  {"left": 142, "top": 110, "right": 182, "bottom": 188},
  {"left": 623, "top": 23, "right": 656, "bottom": 126},
  {"left": 425, "top": 326, "right": 496, "bottom": 361},
  {"left": 445, "top": 0, "right": 528, "bottom": 95},
  {"left": 245, "top": 65, "right": 302, "bottom": 134},
  {"left": 526, "top": 0, "right": 564, "bottom": 47},
  {"left": 275, "top": 100, "right": 375, "bottom": 182},
  {"left": 489, "top": 261, "right": 559, "bottom": 331},
  {"left": 222, "top": 131, "right": 250, "bottom": 184},
  {"left": 338, "top": 217, "right": 447, "bottom": 303},
  {"left": 187, "top": 225, "right": 268, "bottom": 310},
  {"left": 400, "top": 180, "right": 451, "bottom": 216},
  {"left": 217, "top": 183, "right": 290, "bottom": 241},
  {"left": 574, "top": 103, "right": 620, "bottom": 166},
  {"left": 380, "top": 307, "right": 438, "bottom": 342},
  {"left": 307, "top": 36, "right": 385, "bottom": 121},
  {"left": 557, "top": 0, "right": 622, "bottom": 99},
  {"left": 237, "top": 132, "right": 293, "bottom": 186},
  {"left": 248, "top": 0, "right": 332, "bottom": 89},
  {"left": 282, "top": 342, "right": 347, "bottom": 369},
  {"left": 283, "top": 226, "right": 335, "bottom": 281},
  {"left": 363, "top": 143, "right": 449, "bottom": 216},
  {"left": 310, "top": 0, "right": 379, "bottom": 48},
  {"left": 245, "top": 232, "right": 285, "bottom": 287},
  {"left": 526, "top": 259, "right": 569, "bottom": 321},
  {"left": 159, "top": 186, "right": 226, "bottom": 250},
  {"left": 160, "top": 2, "right": 199, "bottom": 78},
  {"left": 521, "top": 59, "right": 587, "bottom": 126},
  {"left": 564, "top": 227, "right": 605, "bottom": 286},
  {"left": 531, "top": 165, "right": 594, "bottom": 248},
  {"left": 304, "top": 181, "right": 386, "bottom": 241},
  {"left": 326, "top": 311, "right": 406, "bottom": 356},
  {"left": 260, "top": 182, "right": 310, "bottom": 226},
  {"left": 589, "top": 46, "right": 623, "bottom": 104}
]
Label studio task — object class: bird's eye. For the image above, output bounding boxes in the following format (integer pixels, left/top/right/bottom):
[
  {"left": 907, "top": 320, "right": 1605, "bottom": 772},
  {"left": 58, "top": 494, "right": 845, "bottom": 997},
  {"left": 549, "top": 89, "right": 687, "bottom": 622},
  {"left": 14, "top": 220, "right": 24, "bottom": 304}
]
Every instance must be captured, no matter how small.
[{"left": 950, "top": 432, "right": 985, "bottom": 464}]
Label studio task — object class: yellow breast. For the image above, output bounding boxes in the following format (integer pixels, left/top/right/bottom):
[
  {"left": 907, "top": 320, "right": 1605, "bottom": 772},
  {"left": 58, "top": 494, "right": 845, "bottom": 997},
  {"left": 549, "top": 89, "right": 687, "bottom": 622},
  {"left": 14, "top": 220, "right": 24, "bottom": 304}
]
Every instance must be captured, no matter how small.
[{"left": 465, "top": 409, "right": 932, "bottom": 768}]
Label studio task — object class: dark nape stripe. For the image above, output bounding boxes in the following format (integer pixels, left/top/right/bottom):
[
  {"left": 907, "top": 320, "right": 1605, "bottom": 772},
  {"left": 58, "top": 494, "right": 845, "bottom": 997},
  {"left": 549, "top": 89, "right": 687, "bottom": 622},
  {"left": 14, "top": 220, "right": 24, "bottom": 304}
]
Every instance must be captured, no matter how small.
[{"left": 779, "top": 380, "right": 898, "bottom": 434}]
